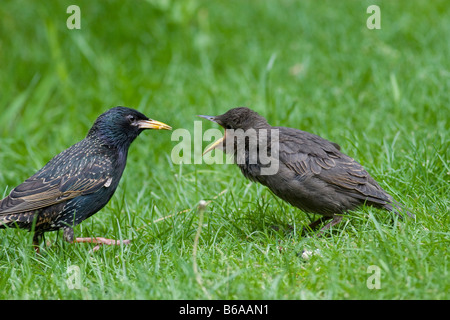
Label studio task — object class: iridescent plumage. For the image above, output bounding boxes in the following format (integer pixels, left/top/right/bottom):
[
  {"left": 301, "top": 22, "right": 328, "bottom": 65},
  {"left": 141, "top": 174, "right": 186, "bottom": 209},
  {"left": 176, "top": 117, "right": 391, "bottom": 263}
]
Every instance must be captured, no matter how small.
[{"left": 0, "top": 106, "right": 171, "bottom": 251}]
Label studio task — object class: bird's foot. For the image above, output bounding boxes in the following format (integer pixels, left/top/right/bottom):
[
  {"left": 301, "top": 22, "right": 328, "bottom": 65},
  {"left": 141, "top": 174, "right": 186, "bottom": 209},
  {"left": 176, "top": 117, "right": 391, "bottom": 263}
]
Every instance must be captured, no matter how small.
[
  {"left": 33, "top": 243, "right": 41, "bottom": 254},
  {"left": 307, "top": 216, "right": 332, "bottom": 230},
  {"left": 33, "top": 233, "right": 43, "bottom": 254},
  {"left": 317, "top": 216, "right": 343, "bottom": 236},
  {"left": 302, "top": 216, "right": 343, "bottom": 236},
  {"left": 73, "top": 237, "right": 131, "bottom": 252}
]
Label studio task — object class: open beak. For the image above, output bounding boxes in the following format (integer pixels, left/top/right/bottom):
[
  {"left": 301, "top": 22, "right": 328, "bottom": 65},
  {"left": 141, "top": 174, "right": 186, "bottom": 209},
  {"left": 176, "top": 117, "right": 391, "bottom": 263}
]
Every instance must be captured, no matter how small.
[
  {"left": 197, "top": 115, "right": 224, "bottom": 155},
  {"left": 202, "top": 136, "right": 225, "bottom": 155},
  {"left": 138, "top": 119, "right": 172, "bottom": 130}
]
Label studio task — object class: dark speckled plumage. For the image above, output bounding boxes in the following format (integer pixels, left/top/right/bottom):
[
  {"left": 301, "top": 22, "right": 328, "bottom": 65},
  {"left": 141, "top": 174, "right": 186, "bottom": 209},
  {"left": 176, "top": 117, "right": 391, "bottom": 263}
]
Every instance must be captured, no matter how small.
[
  {"left": 0, "top": 106, "right": 171, "bottom": 250},
  {"left": 199, "top": 107, "right": 412, "bottom": 231}
]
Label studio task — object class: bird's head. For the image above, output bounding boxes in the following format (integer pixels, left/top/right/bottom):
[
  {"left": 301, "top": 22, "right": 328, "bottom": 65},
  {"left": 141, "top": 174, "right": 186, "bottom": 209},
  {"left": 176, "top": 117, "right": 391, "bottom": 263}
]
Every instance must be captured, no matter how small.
[
  {"left": 88, "top": 106, "right": 172, "bottom": 148},
  {"left": 198, "top": 107, "right": 269, "bottom": 155}
]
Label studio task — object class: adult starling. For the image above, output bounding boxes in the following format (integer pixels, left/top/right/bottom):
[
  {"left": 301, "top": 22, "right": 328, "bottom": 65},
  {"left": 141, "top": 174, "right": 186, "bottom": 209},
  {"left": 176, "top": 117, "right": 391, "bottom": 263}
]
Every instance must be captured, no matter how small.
[
  {"left": 0, "top": 106, "right": 171, "bottom": 251},
  {"left": 199, "top": 107, "right": 411, "bottom": 232}
]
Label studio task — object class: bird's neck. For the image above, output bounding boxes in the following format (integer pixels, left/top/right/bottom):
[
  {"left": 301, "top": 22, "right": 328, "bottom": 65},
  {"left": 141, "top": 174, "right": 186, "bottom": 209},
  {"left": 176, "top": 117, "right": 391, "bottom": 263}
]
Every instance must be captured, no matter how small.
[
  {"left": 83, "top": 134, "right": 130, "bottom": 171},
  {"left": 87, "top": 129, "right": 134, "bottom": 151}
]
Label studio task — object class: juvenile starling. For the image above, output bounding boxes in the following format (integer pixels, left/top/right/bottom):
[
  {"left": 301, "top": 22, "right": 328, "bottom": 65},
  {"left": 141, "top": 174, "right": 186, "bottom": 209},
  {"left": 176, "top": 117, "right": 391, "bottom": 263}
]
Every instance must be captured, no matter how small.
[
  {"left": 0, "top": 106, "right": 171, "bottom": 252},
  {"left": 199, "top": 107, "right": 411, "bottom": 232}
]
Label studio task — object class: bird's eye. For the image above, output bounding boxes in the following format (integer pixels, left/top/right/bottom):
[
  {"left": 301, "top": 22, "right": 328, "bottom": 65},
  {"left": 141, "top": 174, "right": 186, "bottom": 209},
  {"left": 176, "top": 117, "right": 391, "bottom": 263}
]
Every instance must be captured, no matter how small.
[{"left": 127, "top": 115, "right": 136, "bottom": 123}]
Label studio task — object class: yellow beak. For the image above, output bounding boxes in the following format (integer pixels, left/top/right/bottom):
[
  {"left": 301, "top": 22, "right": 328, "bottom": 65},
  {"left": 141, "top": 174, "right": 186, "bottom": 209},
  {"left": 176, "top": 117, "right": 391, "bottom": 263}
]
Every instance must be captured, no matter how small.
[
  {"left": 202, "top": 136, "right": 225, "bottom": 156},
  {"left": 138, "top": 119, "right": 172, "bottom": 130}
]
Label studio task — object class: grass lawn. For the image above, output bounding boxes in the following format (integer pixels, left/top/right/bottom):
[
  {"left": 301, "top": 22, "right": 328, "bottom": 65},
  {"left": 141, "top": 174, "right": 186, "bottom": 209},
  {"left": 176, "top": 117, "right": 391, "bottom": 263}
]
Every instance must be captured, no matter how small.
[{"left": 0, "top": 0, "right": 448, "bottom": 300}]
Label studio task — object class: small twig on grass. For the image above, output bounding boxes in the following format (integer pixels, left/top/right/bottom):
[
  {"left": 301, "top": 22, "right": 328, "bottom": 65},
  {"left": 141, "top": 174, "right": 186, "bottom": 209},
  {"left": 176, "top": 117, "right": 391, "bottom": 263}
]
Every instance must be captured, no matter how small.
[{"left": 136, "top": 189, "right": 228, "bottom": 231}]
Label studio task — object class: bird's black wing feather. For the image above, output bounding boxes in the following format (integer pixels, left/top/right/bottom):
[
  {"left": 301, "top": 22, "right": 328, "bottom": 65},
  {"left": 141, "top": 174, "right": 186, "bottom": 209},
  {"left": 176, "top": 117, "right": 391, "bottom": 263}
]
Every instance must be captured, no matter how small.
[
  {"left": 278, "top": 127, "right": 391, "bottom": 205},
  {"left": 0, "top": 141, "right": 113, "bottom": 215},
  {"left": 278, "top": 127, "right": 341, "bottom": 176}
]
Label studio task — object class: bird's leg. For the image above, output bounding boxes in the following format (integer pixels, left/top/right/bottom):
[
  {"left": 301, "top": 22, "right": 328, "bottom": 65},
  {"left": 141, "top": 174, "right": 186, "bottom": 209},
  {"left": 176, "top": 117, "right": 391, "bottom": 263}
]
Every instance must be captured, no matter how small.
[
  {"left": 300, "top": 216, "right": 332, "bottom": 236},
  {"left": 303, "top": 216, "right": 343, "bottom": 236},
  {"left": 63, "top": 227, "right": 130, "bottom": 252},
  {"left": 307, "top": 216, "right": 332, "bottom": 230},
  {"left": 63, "top": 227, "right": 75, "bottom": 243},
  {"left": 318, "top": 215, "right": 343, "bottom": 234},
  {"left": 32, "top": 232, "right": 42, "bottom": 254}
]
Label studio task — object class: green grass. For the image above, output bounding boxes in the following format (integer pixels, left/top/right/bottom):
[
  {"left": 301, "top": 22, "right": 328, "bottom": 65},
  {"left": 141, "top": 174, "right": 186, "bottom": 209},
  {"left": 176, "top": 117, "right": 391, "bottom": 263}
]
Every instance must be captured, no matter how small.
[{"left": 0, "top": 0, "right": 449, "bottom": 300}]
